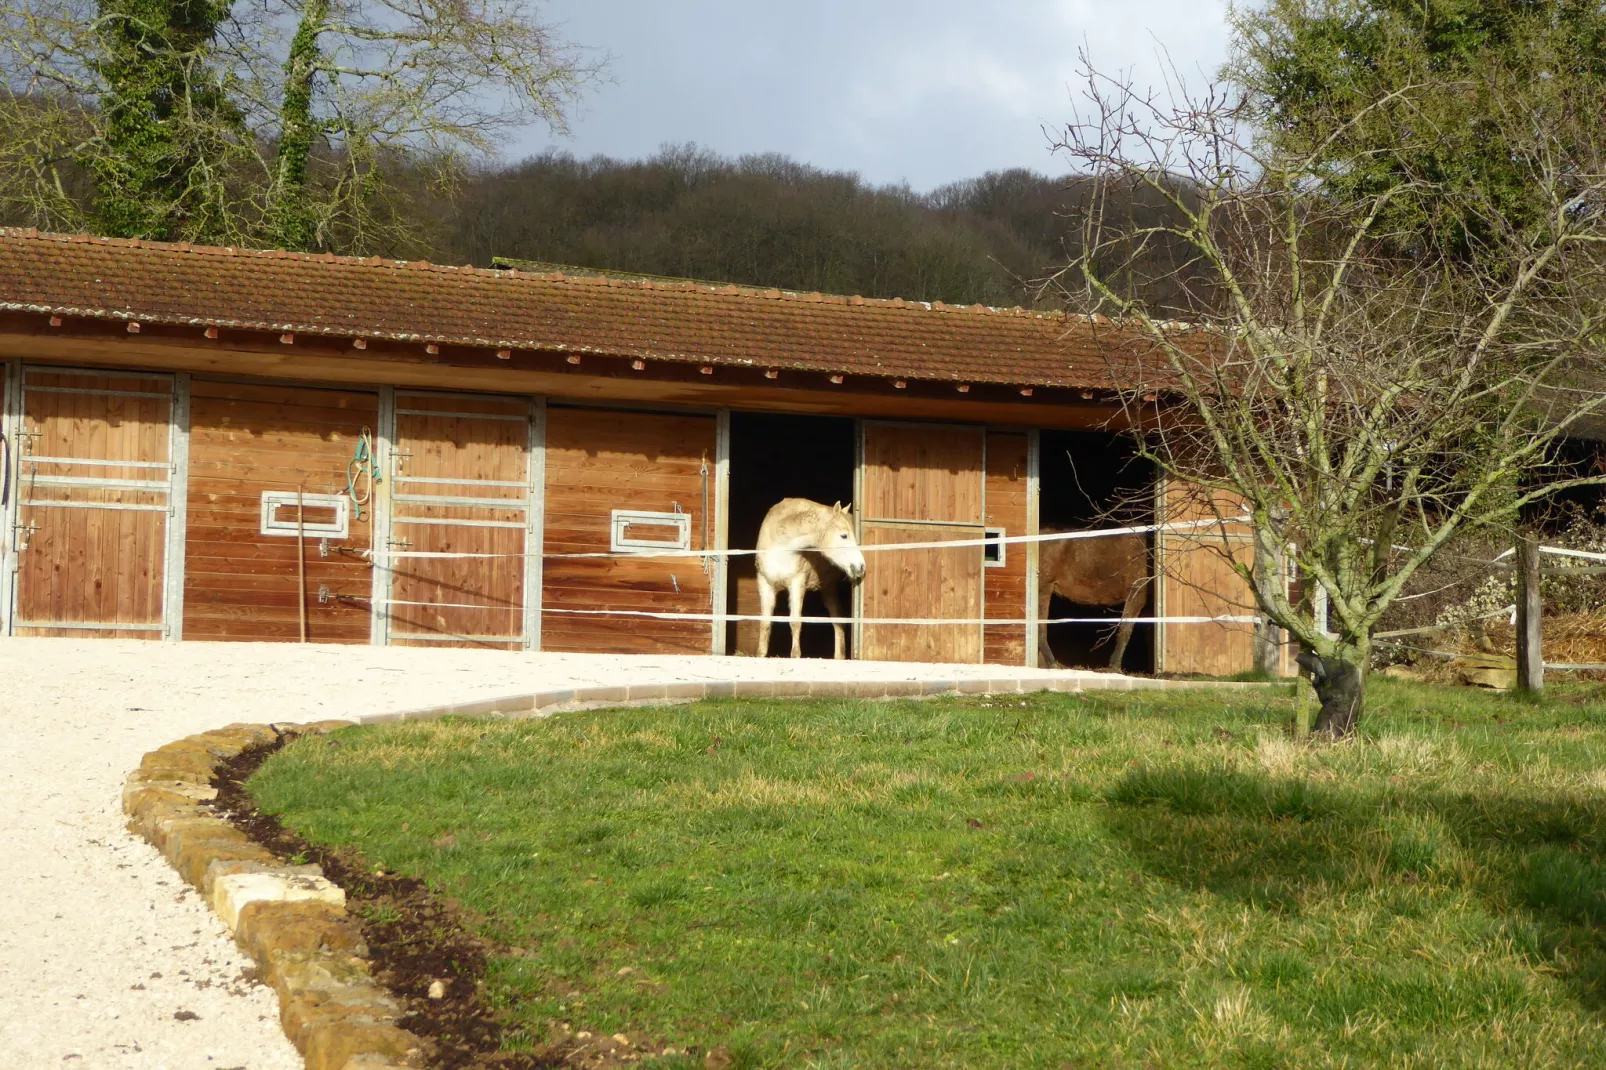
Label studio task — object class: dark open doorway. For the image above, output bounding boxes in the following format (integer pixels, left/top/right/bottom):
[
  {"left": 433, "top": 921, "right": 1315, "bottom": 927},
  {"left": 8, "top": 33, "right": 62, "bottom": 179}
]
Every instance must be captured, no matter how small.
[
  {"left": 726, "top": 412, "right": 857, "bottom": 658},
  {"left": 1037, "top": 430, "right": 1156, "bottom": 673}
]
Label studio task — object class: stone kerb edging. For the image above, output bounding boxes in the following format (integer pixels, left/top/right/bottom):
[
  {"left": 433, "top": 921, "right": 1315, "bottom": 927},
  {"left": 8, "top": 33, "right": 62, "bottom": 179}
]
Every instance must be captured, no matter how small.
[
  {"left": 354, "top": 672, "right": 1270, "bottom": 725},
  {"left": 123, "top": 720, "right": 421, "bottom": 1070},
  {"left": 123, "top": 675, "right": 1268, "bottom": 1070}
]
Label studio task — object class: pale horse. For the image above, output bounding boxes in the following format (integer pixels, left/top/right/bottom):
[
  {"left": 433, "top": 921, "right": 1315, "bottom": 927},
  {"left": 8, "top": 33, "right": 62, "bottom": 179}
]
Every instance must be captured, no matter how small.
[{"left": 755, "top": 498, "right": 867, "bottom": 658}]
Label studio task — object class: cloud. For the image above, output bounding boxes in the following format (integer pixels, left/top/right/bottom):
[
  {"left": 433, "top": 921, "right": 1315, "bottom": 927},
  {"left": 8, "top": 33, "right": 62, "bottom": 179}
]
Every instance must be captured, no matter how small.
[{"left": 515, "top": 0, "right": 1231, "bottom": 189}]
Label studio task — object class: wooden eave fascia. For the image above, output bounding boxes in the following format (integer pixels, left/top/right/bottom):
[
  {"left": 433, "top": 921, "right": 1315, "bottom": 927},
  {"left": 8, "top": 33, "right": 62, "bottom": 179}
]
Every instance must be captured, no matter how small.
[{"left": 0, "top": 311, "right": 1134, "bottom": 431}]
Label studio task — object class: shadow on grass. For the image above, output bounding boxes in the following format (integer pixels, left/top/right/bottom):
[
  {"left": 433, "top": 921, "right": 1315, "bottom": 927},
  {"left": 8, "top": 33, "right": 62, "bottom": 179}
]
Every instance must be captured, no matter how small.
[{"left": 1104, "top": 762, "right": 1606, "bottom": 1012}]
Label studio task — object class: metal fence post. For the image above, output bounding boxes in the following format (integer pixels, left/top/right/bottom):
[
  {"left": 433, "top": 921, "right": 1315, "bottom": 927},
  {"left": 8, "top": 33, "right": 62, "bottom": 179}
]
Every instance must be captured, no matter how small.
[{"left": 1516, "top": 534, "right": 1543, "bottom": 693}]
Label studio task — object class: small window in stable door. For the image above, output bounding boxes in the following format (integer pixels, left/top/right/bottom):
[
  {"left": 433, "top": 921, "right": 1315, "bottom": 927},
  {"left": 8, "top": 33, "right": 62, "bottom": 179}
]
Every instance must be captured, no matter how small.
[{"left": 983, "top": 528, "right": 1006, "bottom": 567}]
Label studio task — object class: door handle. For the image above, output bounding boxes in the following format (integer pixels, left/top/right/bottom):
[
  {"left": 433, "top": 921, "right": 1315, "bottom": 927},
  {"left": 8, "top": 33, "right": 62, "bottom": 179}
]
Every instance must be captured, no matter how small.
[{"left": 0, "top": 431, "right": 9, "bottom": 508}]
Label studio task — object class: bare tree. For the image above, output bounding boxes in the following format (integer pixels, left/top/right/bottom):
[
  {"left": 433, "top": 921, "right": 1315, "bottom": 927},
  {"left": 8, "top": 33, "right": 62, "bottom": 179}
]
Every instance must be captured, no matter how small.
[
  {"left": 0, "top": 90, "right": 94, "bottom": 230},
  {"left": 1050, "top": 62, "right": 1606, "bottom": 734},
  {"left": 2, "top": 0, "right": 262, "bottom": 241},
  {"left": 0, "top": 0, "right": 599, "bottom": 250},
  {"left": 222, "top": 0, "right": 601, "bottom": 250}
]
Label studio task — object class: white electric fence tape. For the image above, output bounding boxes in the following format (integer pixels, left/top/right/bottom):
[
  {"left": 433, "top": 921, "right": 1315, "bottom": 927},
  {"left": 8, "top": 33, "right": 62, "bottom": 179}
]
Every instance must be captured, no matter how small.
[
  {"left": 364, "top": 517, "right": 1265, "bottom": 626},
  {"left": 1538, "top": 545, "right": 1606, "bottom": 564},
  {"left": 368, "top": 516, "right": 1260, "bottom": 628},
  {"left": 376, "top": 515, "right": 1249, "bottom": 561},
  {"left": 1374, "top": 544, "right": 1606, "bottom": 671},
  {"left": 357, "top": 512, "right": 1606, "bottom": 634},
  {"left": 373, "top": 597, "right": 1257, "bottom": 626}
]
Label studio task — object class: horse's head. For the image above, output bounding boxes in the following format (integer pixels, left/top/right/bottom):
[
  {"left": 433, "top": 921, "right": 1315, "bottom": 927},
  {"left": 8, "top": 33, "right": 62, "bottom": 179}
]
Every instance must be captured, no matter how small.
[{"left": 820, "top": 501, "right": 866, "bottom": 583}]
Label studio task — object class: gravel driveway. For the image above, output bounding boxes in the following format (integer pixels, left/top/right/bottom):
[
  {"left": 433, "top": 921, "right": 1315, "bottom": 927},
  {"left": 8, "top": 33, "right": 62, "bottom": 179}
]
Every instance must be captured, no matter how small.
[{"left": 0, "top": 638, "right": 1086, "bottom": 1068}]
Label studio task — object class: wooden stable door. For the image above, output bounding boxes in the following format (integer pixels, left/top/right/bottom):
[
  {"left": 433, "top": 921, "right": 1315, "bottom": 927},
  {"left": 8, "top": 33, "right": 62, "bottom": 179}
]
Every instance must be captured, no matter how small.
[
  {"left": 542, "top": 406, "right": 718, "bottom": 655},
  {"left": 385, "top": 391, "right": 539, "bottom": 648},
  {"left": 1155, "top": 478, "right": 1257, "bottom": 676},
  {"left": 859, "top": 422, "right": 986, "bottom": 663},
  {"left": 183, "top": 380, "right": 378, "bottom": 642},
  {"left": 7, "top": 367, "right": 179, "bottom": 638}
]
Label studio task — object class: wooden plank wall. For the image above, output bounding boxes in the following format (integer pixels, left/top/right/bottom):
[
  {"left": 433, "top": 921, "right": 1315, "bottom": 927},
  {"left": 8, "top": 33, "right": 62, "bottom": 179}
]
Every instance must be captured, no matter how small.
[
  {"left": 859, "top": 423, "right": 986, "bottom": 663},
  {"left": 13, "top": 368, "right": 171, "bottom": 637},
  {"left": 387, "top": 392, "right": 532, "bottom": 648},
  {"left": 862, "top": 423, "right": 986, "bottom": 521},
  {"left": 1157, "top": 479, "right": 1256, "bottom": 676},
  {"left": 184, "top": 379, "right": 377, "bottom": 642},
  {"left": 983, "top": 431, "right": 1030, "bottom": 665},
  {"left": 542, "top": 406, "right": 716, "bottom": 654}
]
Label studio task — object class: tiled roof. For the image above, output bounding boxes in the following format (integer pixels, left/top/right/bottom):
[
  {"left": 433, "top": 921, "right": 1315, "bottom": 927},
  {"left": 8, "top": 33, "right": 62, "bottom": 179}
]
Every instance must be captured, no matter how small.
[{"left": 0, "top": 229, "right": 1190, "bottom": 389}]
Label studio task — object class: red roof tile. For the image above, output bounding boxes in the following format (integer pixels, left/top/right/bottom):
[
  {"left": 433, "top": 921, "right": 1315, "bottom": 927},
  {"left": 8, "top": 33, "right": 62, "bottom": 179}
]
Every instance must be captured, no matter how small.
[{"left": 0, "top": 229, "right": 1189, "bottom": 389}]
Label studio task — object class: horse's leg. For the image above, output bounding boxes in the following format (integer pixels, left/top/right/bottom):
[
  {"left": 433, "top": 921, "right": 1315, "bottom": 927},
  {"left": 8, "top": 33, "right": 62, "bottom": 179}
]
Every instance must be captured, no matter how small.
[
  {"left": 757, "top": 578, "right": 776, "bottom": 658},
  {"left": 1107, "top": 577, "right": 1150, "bottom": 672},
  {"left": 788, "top": 573, "right": 808, "bottom": 658},
  {"left": 1038, "top": 582, "right": 1059, "bottom": 668},
  {"left": 820, "top": 582, "right": 847, "bottom": 660}
]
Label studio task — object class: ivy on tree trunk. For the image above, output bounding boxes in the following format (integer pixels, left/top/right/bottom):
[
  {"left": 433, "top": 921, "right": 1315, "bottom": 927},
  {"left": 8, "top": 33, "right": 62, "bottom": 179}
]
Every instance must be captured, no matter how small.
[
  {"left": 267, "top": 0, "right": 328, "bottom": 251},
  {"left": 92, "top": 0, "right": 237, "bottom": 239}
]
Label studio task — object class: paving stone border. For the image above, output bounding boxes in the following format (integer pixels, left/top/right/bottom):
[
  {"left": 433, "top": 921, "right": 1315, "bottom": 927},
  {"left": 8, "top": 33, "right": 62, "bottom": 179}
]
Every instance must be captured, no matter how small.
[
  {"left": 353, "top": 672, "right": 1272, "bottom": 725},
  {"left": 122, "top": 673, "right": 1271, "bottom": 1069},
  {"left": 123, "top": 719, "right": 419, "bottom": 1070}
]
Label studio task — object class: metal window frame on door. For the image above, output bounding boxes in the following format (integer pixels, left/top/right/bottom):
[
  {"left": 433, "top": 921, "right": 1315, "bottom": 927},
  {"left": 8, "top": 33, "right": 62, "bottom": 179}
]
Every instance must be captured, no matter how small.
[
  {"left": 6, "top": 364, "right": 185, "bottom": 639},
  {"left": 711, "top": 409, "right": 731, "bottom": 655},
  {"left": 0, "top": 359, "right": 19, "bottom": 634},
  {"left": 379, "top": 388, "right": 545, "bottom": 649}
]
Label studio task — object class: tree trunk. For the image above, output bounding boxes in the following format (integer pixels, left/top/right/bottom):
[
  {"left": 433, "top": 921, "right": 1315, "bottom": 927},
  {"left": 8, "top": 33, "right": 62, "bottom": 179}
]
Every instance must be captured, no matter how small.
[{"left": 1295, "top": 648, "right": 1366, "bottom": 738}]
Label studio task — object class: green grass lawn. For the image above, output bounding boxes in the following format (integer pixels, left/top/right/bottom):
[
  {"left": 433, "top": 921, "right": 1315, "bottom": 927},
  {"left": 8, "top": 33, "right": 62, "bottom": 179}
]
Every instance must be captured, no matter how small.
[{"left": 249, "top": 680, "right": 1606, "bottom": 1068}]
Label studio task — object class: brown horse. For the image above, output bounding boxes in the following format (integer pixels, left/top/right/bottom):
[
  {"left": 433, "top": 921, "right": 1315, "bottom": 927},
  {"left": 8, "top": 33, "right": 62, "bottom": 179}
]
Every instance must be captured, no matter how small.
[{"left": 1038, "top": 531, "right": 1150, "bottom": 670}]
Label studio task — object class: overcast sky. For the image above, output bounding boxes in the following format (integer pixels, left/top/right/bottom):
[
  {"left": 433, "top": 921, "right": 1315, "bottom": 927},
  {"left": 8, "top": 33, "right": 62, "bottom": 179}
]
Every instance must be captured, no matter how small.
[{"left": 516, "top": 1, "right": 1234, "bottom": 192}]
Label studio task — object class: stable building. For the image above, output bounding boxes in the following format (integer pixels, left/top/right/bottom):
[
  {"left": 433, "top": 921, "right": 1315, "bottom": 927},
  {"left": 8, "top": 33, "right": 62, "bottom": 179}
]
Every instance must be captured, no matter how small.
[{"left": 0, "top": 230, "right": 1256, "bottom": 673}]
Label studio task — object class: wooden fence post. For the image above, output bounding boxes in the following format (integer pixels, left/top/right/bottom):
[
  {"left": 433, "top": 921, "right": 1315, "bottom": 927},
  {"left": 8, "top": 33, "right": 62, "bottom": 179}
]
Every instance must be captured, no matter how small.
[
  {"left": 1252, "top": 536, "right": 1281, "bottom": 676},
  {"left": 1516, "top": 534, "right": 1543, "bottom": 693}
]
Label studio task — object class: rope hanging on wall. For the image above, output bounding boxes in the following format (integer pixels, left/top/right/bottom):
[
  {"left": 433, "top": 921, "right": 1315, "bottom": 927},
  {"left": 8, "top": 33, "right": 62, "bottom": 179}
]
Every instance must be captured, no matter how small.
[{"left": 346, "top": 427, "right": 379, "bottom": 522}]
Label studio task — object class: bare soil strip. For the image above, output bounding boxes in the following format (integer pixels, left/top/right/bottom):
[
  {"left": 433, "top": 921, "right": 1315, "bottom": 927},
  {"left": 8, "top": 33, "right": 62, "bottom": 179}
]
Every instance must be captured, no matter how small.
[{"left": 210, "top": 739, "right": 562, "bottom": 1070}]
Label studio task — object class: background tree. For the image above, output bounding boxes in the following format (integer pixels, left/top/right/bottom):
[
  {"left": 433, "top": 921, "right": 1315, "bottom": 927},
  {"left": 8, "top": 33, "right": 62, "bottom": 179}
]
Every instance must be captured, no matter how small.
[
  {"left": 443, "top": 147, "right": 1208, "bottom": 306},
  {"left": 1053, "top": 60, "right": 1606, "bottom": 735},
  {"left": 1, "top": 0, "right": 252, "bottom": 241},
  {"left": 0, "top": 90, "right": 95, "bottom": 231},
  {"left": 1230, "top": 0, "right": 1606, "bottom": 260},
  {"left": 0, "top": 0, "right": 597, "bottom": 250},
  {"left": 224, "top": 0, "right": 599, "bottom": 250},
  {"left": 91, "top": 0, "right": 241, "bottom": 239},
  {"left": 447, "top": 148, "right": 1046, "bottom": 304}
]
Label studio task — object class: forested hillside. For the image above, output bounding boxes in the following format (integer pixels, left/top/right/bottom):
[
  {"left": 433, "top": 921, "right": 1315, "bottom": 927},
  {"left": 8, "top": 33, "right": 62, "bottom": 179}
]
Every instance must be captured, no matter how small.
[
  {"left": 440, "top": 146, "right": 1080, "bottom": 306},
  {"left": 0, "top": 117, "right": 1193, "bottom": 308}
]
